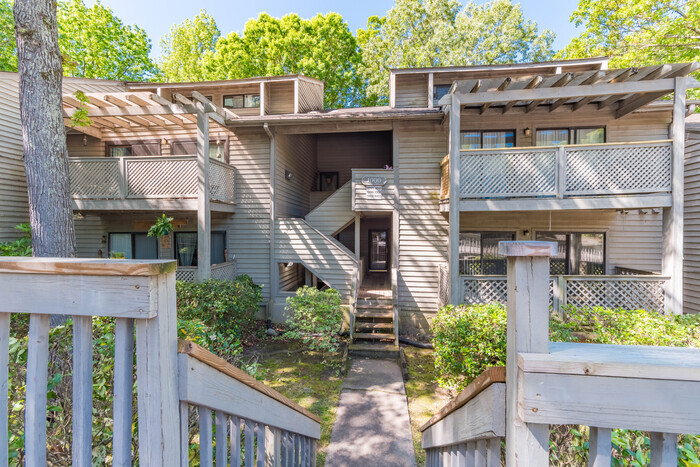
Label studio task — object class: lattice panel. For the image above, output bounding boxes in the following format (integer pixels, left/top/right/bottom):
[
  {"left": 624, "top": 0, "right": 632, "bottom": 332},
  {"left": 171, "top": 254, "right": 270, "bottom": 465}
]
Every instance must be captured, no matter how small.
[
  {"left": 438, "top": 265, "right": 449, "bottom": 308},
  {"left": 69, "top": 160, "right": 121, "bottom": 198},
  {"left": 126, "top": 159, "right": 198, "bottom": 197},
  {"left": 565, "top": 143, "right": 672, "bottom": 195},
  {"left": 211, "top": 262, "right": 237, "bottom": 281},
  {"left": 460, "top": 150, "right": 557, "bottom": 198},
  {"left": 209, "top": 161, "right": 235, "bottom": 202},
  {"left": 462, "top": 278, "right": 508, "bottom": 305},
  {"left": 565, "top": 278, "right": 666, "bottom": 312},
  {"left": 176, "top": 268, "right": 196, "bottom": 282}
]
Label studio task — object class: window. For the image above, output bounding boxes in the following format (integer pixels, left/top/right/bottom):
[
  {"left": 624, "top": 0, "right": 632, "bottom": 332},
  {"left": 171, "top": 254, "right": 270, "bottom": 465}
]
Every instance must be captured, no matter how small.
[
  {"left": 459, "top": 232, "right": 515, "bottom": 274},
  {"left": 535, "top": 127, "right": 605, "bottom": 146},
  {"left": 460, "top": 130, "right": 515, "bottom": 150},
  {"left": 433, "top": 84, "right": 451, "bottom": 106},
  {"left": 170, "top": 139, "right": 228, "bottom": 162},
  {"left": 319, "top": 172, "right": 339, "bottom": 192},
  {"left": 106, "top": 142, "right": 160, "bottom": 157},
  {"left": 108, "top": 145, "right": 132, "bottom": 157},
  {"left": 223, "top": 94, "right": 260, "bottom": 109},
  {"left": 536, "top": 231, "right": 605, "bottom": 275},
  {"left": 108, "top": 233, "right": 158, "bottom": 259},
  {"left": 174, "top": 231, "right": 227, "bottom": 266}
]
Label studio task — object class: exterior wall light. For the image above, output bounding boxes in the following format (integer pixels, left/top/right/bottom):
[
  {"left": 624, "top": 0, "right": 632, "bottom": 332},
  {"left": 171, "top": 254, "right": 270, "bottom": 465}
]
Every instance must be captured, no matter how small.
[{"left": 285, "top": 170, "right": 294, "bottom": 180}]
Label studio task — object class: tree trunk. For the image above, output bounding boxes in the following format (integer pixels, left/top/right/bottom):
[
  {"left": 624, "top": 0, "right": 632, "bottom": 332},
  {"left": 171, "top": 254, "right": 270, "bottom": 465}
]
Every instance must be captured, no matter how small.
[{"left": 14, "top": 0, "right": 76, "bottom": 257}]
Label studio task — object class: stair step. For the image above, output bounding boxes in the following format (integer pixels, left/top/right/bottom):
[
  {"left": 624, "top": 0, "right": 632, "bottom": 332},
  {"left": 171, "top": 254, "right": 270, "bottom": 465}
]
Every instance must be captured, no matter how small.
[
  {"left": 355, "top": 322, "right": 394, "bottom": 331},
  {"left": 356, "top": 303, "right": 393, "bottom": 310},
  {"left": 353, "top": 332, "right": 395, "bottom": 340},
  {"left": 348, "top": 343, "right": 399, "bottom": 358},
  {"left": 356, "top": 310, "right": 394, "bottom": 319}
]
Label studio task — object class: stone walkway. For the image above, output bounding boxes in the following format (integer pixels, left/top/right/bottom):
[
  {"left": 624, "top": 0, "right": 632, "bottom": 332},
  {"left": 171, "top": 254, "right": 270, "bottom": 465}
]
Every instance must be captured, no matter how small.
[{"left": 326, "top": 358, "right": 416, "bottom": 467}]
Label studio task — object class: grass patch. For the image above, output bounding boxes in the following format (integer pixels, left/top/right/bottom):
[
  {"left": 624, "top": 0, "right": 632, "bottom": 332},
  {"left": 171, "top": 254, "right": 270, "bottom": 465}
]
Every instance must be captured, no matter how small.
[
  {"left": 402, "top": 346, "right": 452, "bottom": 467},
  {"left": 247, "top": 340, "right": 345, "bottom": 466}
]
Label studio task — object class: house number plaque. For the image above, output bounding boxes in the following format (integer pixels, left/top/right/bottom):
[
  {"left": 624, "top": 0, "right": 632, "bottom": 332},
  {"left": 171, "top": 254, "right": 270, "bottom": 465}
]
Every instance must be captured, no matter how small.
[{"left": 361, "top": 176, "right": 387, "bottom": 186}]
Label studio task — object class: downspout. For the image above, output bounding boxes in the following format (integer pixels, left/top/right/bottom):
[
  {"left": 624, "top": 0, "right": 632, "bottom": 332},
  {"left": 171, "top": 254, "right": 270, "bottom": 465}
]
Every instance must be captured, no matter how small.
[{"left": 264, "top": 123, "right": 277, "bottom": 328}]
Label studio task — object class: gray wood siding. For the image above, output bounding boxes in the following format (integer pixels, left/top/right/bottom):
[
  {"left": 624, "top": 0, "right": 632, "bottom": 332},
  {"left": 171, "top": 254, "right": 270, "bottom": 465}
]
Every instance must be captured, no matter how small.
[
  {"left": 275, "top": 133, "right": 316, "bottom": 218},
  {"left": 395, "top": 74, "right": 428, "bottom": 108},
  {"left": 0, "top": 72, "right": 125, "bottom": 242},
  {"left": 396, "top": 120, "right": 449, "bottom": 327},
  {"left": 685, "top": 127, "right": 700, "bottom": 314},
  {"left": 316, "top": 132, "right": 392, "bottom": 186},
  {"left": 352, "top": 169, "right": 394, "bottom": 211},
  {"left": 268, "top": 81, "right": 295, "bottom": 114},
  {"left": 305, "top": 181, "right": 353, "bottom": 236}
]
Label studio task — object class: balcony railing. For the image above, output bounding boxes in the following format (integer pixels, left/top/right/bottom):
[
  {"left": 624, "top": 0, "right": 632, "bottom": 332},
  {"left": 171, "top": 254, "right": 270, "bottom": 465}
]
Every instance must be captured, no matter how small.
[
  {"left": 176, "top": 261, "right": 237, "bottom": 282},
  {"left": 441, "top": 140, "right": 672, "bottom": 201},
  {"left": 69, "top": 156, "right": 235, "bottom": 203},
  {"left": 459, "top": 274, "right": 669, "bottom": 313}
]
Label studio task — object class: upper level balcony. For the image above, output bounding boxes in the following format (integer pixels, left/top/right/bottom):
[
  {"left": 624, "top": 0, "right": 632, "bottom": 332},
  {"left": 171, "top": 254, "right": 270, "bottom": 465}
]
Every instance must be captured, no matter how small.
[
  {"left": 440, "top": 140, "right": 673, "bottom": 212},
  {"left": 69, "top": 155, "right": 236, "bottom": 213}
]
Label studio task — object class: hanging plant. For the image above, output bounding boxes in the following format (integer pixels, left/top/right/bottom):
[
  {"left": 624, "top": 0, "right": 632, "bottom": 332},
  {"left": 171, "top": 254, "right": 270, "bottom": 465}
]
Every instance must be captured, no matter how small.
[{"left": 147, "top": 213, "right": 174, "bottom": 238}]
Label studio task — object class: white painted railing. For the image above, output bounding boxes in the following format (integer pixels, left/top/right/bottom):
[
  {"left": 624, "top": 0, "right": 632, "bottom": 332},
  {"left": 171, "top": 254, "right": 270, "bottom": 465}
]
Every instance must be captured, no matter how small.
[
  {"left": 0, "top": 257, "right": 319, "bottom": 465},
  {"left": 456, "top": 140, "right": 672, "bottom": 199},
  {"left": 459, "top": 274, "right": 669, "bottom": 313},
  {"left": 69, "top": 156, "right": 235, "bottom": 202}
]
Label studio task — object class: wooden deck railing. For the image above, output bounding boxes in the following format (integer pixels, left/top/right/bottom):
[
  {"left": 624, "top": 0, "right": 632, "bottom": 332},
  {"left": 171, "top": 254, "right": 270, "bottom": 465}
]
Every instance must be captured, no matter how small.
[
  {"left": 0, "top": 257, "right": 320, "bottom": 465},
  {"left": 176, "top": 261, "right": 237, "bottom": 282},
  {"left": 69, "top": 155, "right": 235, "bottom": 203},
  {"left": 441, "top": 140, "right": 672, "bottom": 201},
  {"left": 460, "top": 274, "right": 669, "bottom": 313}
]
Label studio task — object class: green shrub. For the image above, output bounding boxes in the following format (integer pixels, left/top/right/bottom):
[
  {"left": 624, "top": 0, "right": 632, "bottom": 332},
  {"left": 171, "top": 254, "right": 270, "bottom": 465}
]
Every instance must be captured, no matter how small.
[
  {"left": 176, "top": 275, "right": 263, "bottom": 358},
  {"left": 285, "top": 286, "right": 343, "bottom": 353},
  {"left": 0, "top": 223, "right": 32, "bottom": 256}
]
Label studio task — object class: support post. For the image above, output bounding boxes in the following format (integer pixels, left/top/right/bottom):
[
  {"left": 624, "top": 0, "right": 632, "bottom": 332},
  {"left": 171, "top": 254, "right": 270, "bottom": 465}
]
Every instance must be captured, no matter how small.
[
  {"left": 265, "top": 124, "right": 278, "bottom": 318},
  {"left": 428, "top": 72, "right": 434, "bottom": 108},
  {"left": 260, "top": 82, "right": 266, "bottom": 117},
  {"left": 499, "top": 241, "right": 556, "bottom": 467},
  {"left": 650, "top": 432, "right": 678, "bottom": 466},
  {"left": 662, "top": 77, "right": 686, "bottom": 314},
  {"left": 392, "top": 121, "right": 400, "bottom": 345},
  {"left": 448, "top": 95, "right": 462, "bottom": 304},
  {"left": 197, "top": 110, "right": 211, "bottom": 281}
]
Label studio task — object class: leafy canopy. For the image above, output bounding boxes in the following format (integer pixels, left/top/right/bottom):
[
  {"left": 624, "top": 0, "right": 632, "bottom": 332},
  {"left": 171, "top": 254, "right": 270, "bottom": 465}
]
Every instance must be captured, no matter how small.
[
  {"left": 357, "top": 0, "right": 555, "bottom": 105},
  {"left": 0, "top": 0, "right": 15, "bottom": 72},
  {"left": 157, "top": 10, "right": 220, "bottom": 82}
]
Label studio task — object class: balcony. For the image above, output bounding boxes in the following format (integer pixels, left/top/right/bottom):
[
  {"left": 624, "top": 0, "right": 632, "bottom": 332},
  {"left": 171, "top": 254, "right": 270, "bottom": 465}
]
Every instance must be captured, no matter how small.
[
  {"left": 352, "top": 168, "right": 395, "bottom": 211},
  {"left": 440, "top": 140, "right": 673, "bottom": 211},
  {"left": 69, "top": 156, "right": 235, "bottom": 212},
  {"left": 175, "top": 261, "right": 238, "bottom": 282}
]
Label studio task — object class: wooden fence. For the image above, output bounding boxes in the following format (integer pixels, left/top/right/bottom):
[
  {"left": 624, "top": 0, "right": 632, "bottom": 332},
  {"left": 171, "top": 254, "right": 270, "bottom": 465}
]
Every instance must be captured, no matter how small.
[
  {"left": 0, "top": 257, "right": 319, "bottom": 466},
  {"left": 422, "top": 241, "right": 700, "bottom": 466}
]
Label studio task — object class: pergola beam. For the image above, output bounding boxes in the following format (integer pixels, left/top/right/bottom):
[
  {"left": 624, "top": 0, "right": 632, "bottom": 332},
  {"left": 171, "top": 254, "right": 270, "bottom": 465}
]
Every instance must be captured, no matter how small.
[
  {"left": 550, "top": 71, "right": 603, "bottom": 112},
  {"left": 63, "top": 120, "right": 102, "bottom": 139},
  {"left": 480, "top": 77, "right": 511, "bottom": 114},
  {"left": 62, "top": 101, "right": 226, "bottom": 126},
  {"left": 526, "top": 72, "right": 573, "bottom": 113},
  {"left": 502, "top": 75, "right": 542, "bottom": 113}
]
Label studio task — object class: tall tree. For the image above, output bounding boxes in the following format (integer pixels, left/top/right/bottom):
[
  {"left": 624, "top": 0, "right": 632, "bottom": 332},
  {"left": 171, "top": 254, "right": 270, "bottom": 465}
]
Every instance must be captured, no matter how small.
[
  {"left": 210, "top": 13, "right": 363, "bottom": 108},
  {"left": 14, "top": 0, "right": 76, "bottom": 256},
  {"left": 0, "top": 0, "right": 16, "bottom": 71},
  {"left": 158, "top": 10, "right": 220, "bottom": 82},
  {"left": 357, "top": 0, "right": 555, "bottom": 105},
  {"left": 58, "top": 0, "right": 156, "bottom": 80}
]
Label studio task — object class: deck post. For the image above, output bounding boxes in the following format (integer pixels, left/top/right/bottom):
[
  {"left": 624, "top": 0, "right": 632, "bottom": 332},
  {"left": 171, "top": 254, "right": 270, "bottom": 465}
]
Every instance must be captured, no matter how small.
[
  {"left": 662, "top": 77, "right": 686, "bottom": 314},
  {"left": 266, "top": 123, "right": 278, "bottom": 318},
  {"left": 392, "top": 121, "right": 400, "bottom": 345},
  {"left": 448, "top": 95, "right": 462, "bottom": 305},
  {"left": 499, "top": 241, "right": 556, "bottom": 467},
  {"left": 197, "top": 110, "right": 212, "bottom": 281}
]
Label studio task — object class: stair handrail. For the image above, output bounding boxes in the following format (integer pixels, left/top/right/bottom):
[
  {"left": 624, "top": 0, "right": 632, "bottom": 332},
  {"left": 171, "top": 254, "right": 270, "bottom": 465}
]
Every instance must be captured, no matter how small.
[
  {"left": 304, "top": 180, "right": 352, "bottom": 220},
  {"left": 278, "top": 217, "right": 358, "bottom": 264}
]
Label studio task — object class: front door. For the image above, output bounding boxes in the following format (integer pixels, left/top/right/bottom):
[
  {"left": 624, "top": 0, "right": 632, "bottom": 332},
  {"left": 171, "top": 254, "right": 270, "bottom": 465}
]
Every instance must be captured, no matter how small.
[{"left": 369, "top": 230, "right": 389, "bottom": 271}]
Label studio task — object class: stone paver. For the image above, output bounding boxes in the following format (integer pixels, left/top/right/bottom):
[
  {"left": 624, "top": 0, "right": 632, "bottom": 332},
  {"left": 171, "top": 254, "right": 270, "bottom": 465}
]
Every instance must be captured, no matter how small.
[{"left": 326, "top": 358, "right": 416, "bottom": 467}]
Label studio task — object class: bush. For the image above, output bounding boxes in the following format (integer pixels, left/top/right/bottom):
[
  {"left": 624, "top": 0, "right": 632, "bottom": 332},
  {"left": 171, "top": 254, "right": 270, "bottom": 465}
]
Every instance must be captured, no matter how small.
[
  {"left": 285, "top": 286, "right": 343, "bottom": 353},
  {"left": 176, "top": 275, "right": 263, "bottom": 358},
  {"left": 0, "top": 223, "right": 32, "bottom": 256}
]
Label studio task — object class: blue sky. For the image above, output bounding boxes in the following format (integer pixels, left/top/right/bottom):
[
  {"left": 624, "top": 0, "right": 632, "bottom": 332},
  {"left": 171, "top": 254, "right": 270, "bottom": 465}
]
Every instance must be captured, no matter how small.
[{"left": 85, "top": 0, "right": 582, "bottom": 59}]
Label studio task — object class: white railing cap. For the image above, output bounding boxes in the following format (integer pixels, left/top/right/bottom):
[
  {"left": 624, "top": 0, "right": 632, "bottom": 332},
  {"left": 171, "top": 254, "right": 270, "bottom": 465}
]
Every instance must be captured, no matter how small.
[
  {"left": 498, "top": 241, "right": 557, "bottom": 257},
  {"left": 0, "top": 257, "right": 177, "bottom": 276}
]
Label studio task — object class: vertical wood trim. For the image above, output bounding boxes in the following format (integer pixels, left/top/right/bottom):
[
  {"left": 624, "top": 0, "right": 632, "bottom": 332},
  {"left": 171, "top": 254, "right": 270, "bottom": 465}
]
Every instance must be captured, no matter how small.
[
  {"left": 0, "top": 312, "right": 9, "bottom": 467},
  {"left": 230, "top": 416, "right": 241, "bottom": 467},
  {"left": 663, "top": 77, "right": 687, "bottom": 314},
  {"left": 487, "top": 438, "right": 500, "bottom": 467},
  {"left": 392, "top": 121, "right": 400, "bottom": 343},
  {"left": 556, "top": 146, "right": 566, "bottom": 198},
  {"left": 588, "top": 427, "right": 612, "bottom": 467},
  {"left": 199, "top": 407, "right": 213, "bottom": 467},
  {"left": 449, "top": 97, "right": 462, "bottom": 304},
  {"left": 294, "top": 79, "right": 300, "bottom": 114},
  {"left": 256, "top": 423, "right": 265, "bottom": 467},
  {"left": 260, "top": 82, "right": 266, "bottom": 117},
  {"left": 650, "top": 432, "right": 678, "bottom": 466},
  {"left": 72, "top": 315, "right": 93, "bottom": 467},
  {"left": 197, "top": 111, "right": 212, "bottom": 281},
  {"left": 428, "top": 72, "right": 434, "bottom": 108},
  {"left": 266, "top": 124, "right": 278, "bottom": 309},
  {"left": 245, "top": 419, "right": 255, "bottom": 467},
  {"left": 505, "top": 254, "right": 550, "bottom": 466},
  {"left": 180, "top": 403, "right": 190, "bottom": 467},
  {"left": 25, "top": 314, "right": 50, "bottom": 466},
  {"left": 215, "top": 410, "right": 227, "bottom": 466},
  {"left": 113, "top": 318, "right": 134, "bottom": 467},
  {"left": 135, "top": 273, "right": 180, "bottom": 466},
  {"left": 390, "top": 73, "right": 396, "bottom": 108},
  {"left": 475, "top": 439, "right": 487, "bottom": 467}
]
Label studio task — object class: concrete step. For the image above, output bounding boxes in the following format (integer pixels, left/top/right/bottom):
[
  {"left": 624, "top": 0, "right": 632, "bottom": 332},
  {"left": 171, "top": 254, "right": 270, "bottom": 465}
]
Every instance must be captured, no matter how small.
[
  {"left": 356, "top": 310, "right": 393, "bottom": 319},
  {"left": 354, "top": 332, "right": 395, "bottom": 341},
  {"left": 355, "top": 322, "right": 394, "bottom": 331},
  {"left": 348, "top": 342, "right": 400, "bottom": 359}
]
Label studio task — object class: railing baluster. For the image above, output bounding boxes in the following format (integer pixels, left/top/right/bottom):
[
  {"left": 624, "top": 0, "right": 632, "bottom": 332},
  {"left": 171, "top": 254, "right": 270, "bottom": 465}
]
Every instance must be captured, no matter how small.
[
  {"left": 295, "top": 432, "right": 301, "bottom": 466},
  {"left": 216, "top": 410, "right": 228, "bottom": 466},
  {"left": 465, "top": 441, "right": 475, "bottom": 466},
  {"left": 280, "top": 430, "right": 287, "bottom": 466},
  {"left": 230, "top": 416, "right": 241, "bottom": 467},
  {"left": 650, "top": 432, "right": 678, "bottom": 466},
  {"left": 475, "top": 439, "right": 487, "bottom": 467},
  {"left": 265, "top": 426, "right": 276, "bottom": 467},
  {"left": 25, "top": 313, "right": 50, "bottom": 466},
  {"left": 200, "top": 406, "right": 214, "bottom": 467},
  {"left": 245, "top": 419, "right": 255, "bottom": 467},
  {"left": 487, "top": 438, "right": 500, "bottom": 467},
  {"left": 310, "top": 439, "right": 317, "bottom": 467},
  {"left": 0, "top": 312, "right": 9, "bottom": 467},
  {"left": 180, "top": 402, "right": 190, "bottom": 466},
  {"left": 256, "top": 423, "right": 265, "bottom": 467},
  {"left": 113, "top": 317, "right": 134, "bottom": 466},
  {"left": 73, "top": 315, "right": 93, "bottom": 467},
  {"left": 588, "top": 427, "right": 612, "bottom": 467},
  {"left": 458, "top": 443, "right": 467, "bottom": 467}
]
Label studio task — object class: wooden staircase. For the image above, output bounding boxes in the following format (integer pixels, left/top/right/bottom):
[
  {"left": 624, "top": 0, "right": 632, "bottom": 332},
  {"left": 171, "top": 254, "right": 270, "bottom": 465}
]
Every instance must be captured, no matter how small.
[{"left": 349, "top": 294, "right": 399, "bottom": 358}]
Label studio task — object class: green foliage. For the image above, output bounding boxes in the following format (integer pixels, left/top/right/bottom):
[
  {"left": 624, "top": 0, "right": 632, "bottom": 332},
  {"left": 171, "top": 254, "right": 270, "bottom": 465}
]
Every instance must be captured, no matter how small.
[
  {"left": 559, "top": 0, "right": 700, "bottom": 99},
  {"left": 68, "top": 90, "right": 92, "bottom": 128},
  {"left": 285, "top": 286, "right": 344, "bottom": 353},
  {"left": 157, "top": 10, "right": 220, "bottom": 82},
  {"left": 357, "top": 0, "right": 555, "bottom": 104},
  {"left": 147, "top": 213, "right": 174, "bottom": 238},
  {"left": 0, "top": 0, "right": 16, "bottom": 72},
  {"left": 209, "top": 13, "right": 363, "bottom": 108},
  {"left": 176, "top": 276, "right": 263, "bottom": 358},
  {"left": 0, "top": 223, "right": 32, "bottom": 256}
]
